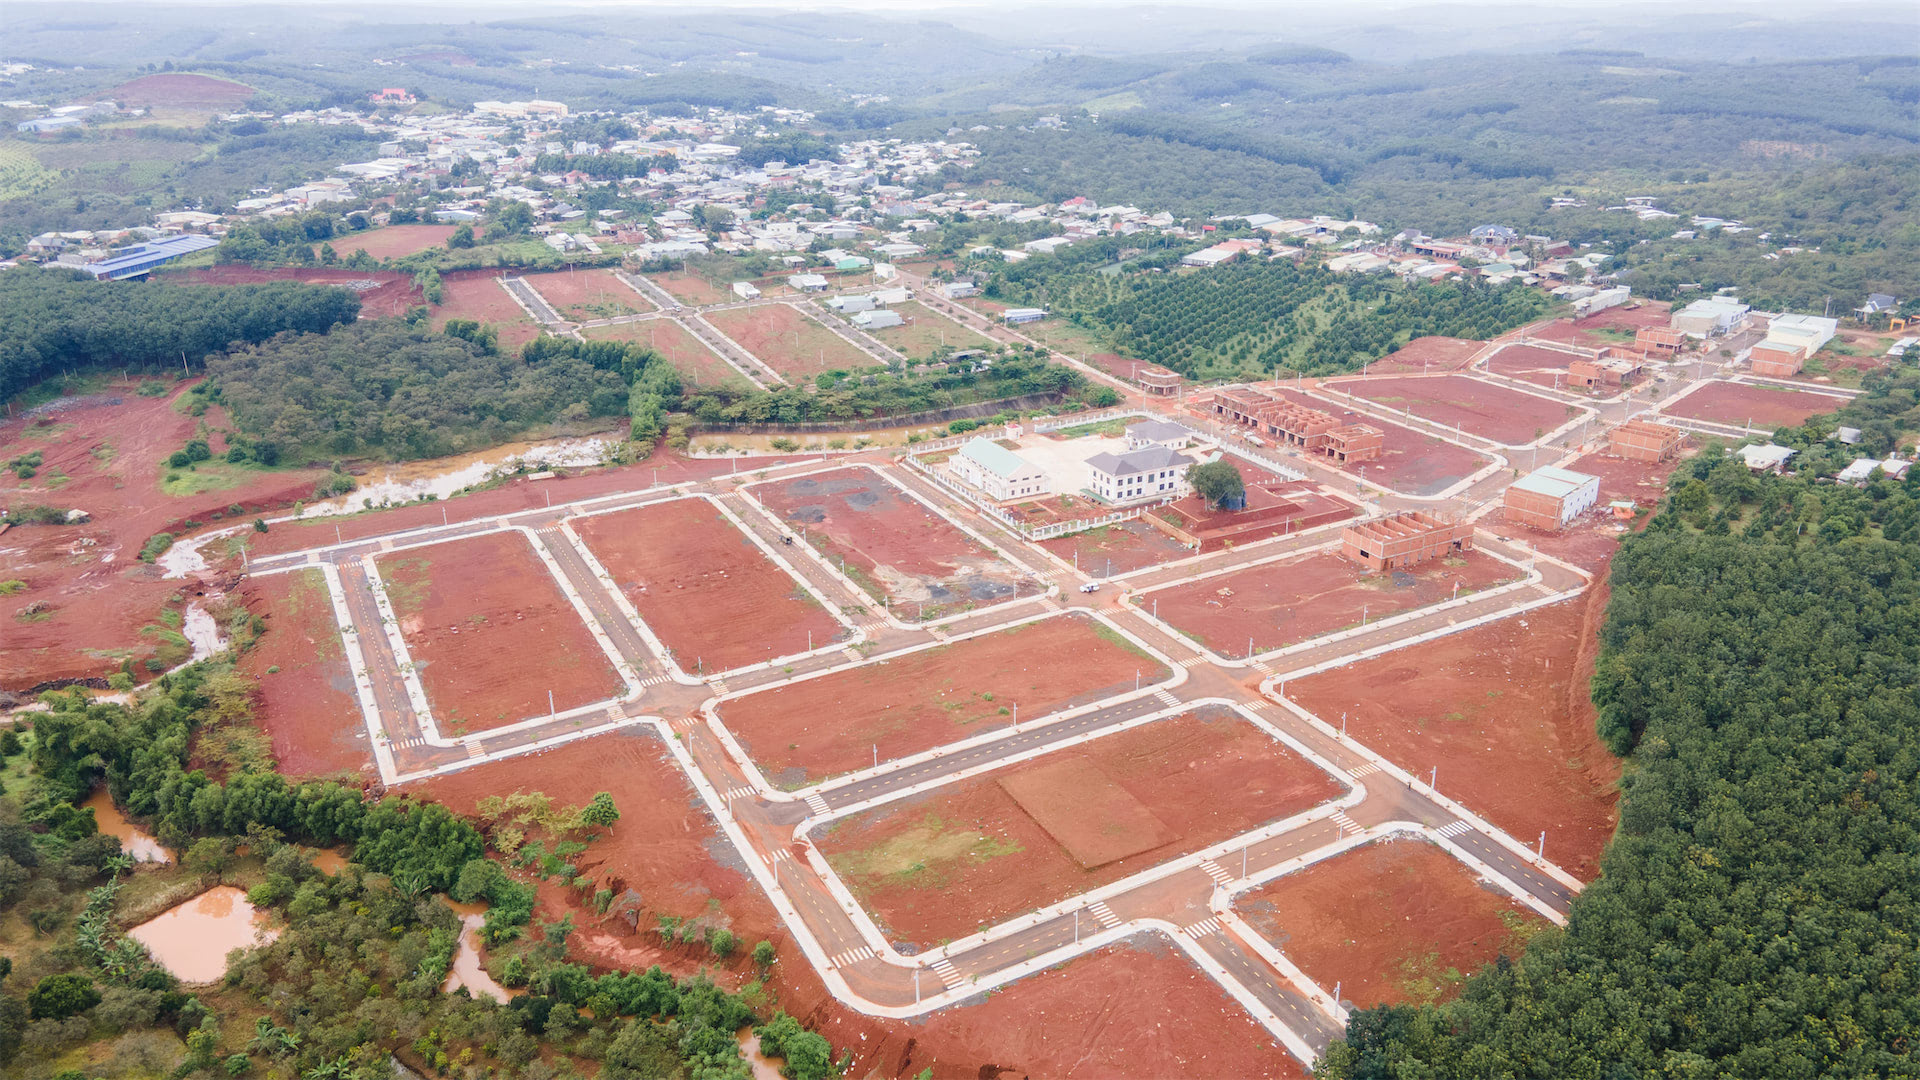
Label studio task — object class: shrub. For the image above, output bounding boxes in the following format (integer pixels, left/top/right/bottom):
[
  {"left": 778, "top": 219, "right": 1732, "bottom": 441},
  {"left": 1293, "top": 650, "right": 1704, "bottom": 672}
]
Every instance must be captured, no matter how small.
[
  {"left": 28, "top": 973, "right": 101, "bottom": 1020},
  {"left": 137, "top": 533, "right": 175, "bottom": 562},
  {"left": 167, "top": 451, "right": 191, "bottom": 468}
]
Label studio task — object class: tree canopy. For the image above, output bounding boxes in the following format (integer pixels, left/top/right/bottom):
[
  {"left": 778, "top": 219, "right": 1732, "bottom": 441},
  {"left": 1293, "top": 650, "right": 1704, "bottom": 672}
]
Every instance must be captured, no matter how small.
[{"left": 1186, "top": 459, "right": 1245, "bottom": 508}]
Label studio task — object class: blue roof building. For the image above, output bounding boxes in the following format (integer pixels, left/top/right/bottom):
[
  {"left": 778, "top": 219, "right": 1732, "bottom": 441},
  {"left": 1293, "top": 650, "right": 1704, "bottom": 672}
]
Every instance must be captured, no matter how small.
[{"left": 81, "top": 235, "right": 220, "bottom": 280}]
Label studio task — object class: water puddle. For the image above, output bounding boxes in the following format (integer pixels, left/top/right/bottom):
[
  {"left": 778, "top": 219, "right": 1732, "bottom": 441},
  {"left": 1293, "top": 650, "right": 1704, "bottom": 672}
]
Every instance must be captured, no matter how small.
[
  {"left": 127, "top": 885, "right": 278, "bottom": 983},
  {"left": 443, "top": 912, "right": 517, "bottom": 1003},
  {"left": 300, "top": 436, "right": 615, "bottom": 518},
  {"left": 83, "top": 788, "right": 173, "bottom": 863},
  {"left": 157, "top": 535, "right": 210, "bottom": 579},
  {"left": 181, "top": 602, "right": 227, "bottom": 662},
  {"left": 737, "top": 1029, "right": 785, "bottom": 1080}
]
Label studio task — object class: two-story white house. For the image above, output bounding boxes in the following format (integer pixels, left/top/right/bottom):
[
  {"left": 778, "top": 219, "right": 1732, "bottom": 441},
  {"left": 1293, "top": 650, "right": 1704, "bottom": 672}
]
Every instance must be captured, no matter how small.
[
  {"left": 1086, "top": 446, "right": 1190, "bottom": 505},
  {"left": 1124, "top": 420, "right": 1191, "bottom": 452}
]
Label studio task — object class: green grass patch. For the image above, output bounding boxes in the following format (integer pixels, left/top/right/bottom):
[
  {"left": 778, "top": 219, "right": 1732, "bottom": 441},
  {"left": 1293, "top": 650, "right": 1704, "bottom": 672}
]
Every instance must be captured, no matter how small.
[
  {"left": 1051, "top": 419, "right": 1129, "bottom": 439},
  {"left": 379, "top": 556, "right": 433, "bottom": 616},
  {"left": 828, "top": 813, "right": 1023, "bottom": 889},
  {"left": 0, "top": 143, "right": 56, "bottom": 200},
  {"left": 159, "top": 459, "right": 273, "bottom": 497}
]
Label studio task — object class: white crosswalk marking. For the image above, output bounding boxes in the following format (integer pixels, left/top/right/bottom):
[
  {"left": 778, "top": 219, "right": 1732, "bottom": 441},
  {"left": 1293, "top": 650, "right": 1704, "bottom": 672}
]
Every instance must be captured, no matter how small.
[
  {"left": 725, "top": 786, "right": 757, "bottom": 801},
  {"left": 465, "top": 742, "right": 485, "bottom": 759},
  {"left": 804, "top": 793, "right": 831, "bottom": 815},
  {"left": 638, "top": 674, "right": 670, "bottom": 687},
  {"left": 1349, "top": 762, "right": 1379, "bottom": 777},
  {"left": 1183, "top": 916, "right": 1223, "bottom": 937},
  {"left": 1087, "top": 901, "right": 1121, "bottom": 928},
  {"left": 1241, "top": 698, "right": 1270, "bottom": 710},
  {"left": 1154, "top": 689, "right": 1181, "bottom": 708},
  {"left": 1199, "top": 860, "right": 1232, "bottom": 884},
  {"left": 1436, "top": 819, "right": 1474, "bottom": 838},
  {"left": 929, "top": 958, "right": 962, "bottom": 985},
  {"left": 832, "top": 946, "right": 876, "bottom": 967},
  {"left": 1178, "top": 655, "right": 1210, "bottom": 668},
  {"left": 1252, "top": 660, "right": 1275, "bottom": 675},
  {"left": 1332, "top": 811, "right": 1359, "bottom": 834},
  {"left": 860, "top": 621, "right": 890, "bottom": 635},
  {"left": 709, "top": 678, "right": 730, "bottom": 694}
]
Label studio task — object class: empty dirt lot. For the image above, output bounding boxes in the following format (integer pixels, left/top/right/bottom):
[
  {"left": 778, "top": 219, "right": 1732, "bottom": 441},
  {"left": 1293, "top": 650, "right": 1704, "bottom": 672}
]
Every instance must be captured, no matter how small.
[
  {"left": 1330, "top": 374, "right": 1580, "bottom": 445},
  {"left": 1288, "top": 588, "right": 1620, "bottom": 881},
  {"left": 583, "top": 320, "right": 746, "bottom": 388},
  {"left": 1147, "top": 549, "right": 1520, "bottom": 657},
  {"left": 237, "top": 569, "right": 367, "bottom": 779},
  {"left": 377, "top": 530, "right": 623, "bottom": 732},
  {"left": 1238, "top": 838, "right": 1544, "bottom": 1009},
  {"left": 704, "top": 304, "right": 878, "bottom": 380},
  {"left": 572, "top": 497, "right": 845, "bottom": 673},
  {"left": 718, "top": 614, "right": 1164, "bottom": 787},
  {"left": 1661, "top": 381, "right": 1847, "bottom": 429},
  {"left": 524, "top": 268, "right": 649, "bottom": 321},
  {"left": 750, "top": 466, "right": 1039, "bottom": 617},
  {"left": 818, "top": 708, "right": 1343, "bottom": 944}
]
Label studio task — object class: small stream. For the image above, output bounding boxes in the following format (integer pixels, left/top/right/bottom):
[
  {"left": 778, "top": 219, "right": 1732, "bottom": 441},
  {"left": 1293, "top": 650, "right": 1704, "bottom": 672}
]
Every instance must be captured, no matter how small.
[
  {"left": 300, "top": 436, "right": 615, "bottom": 518},
  {"left": 442, "top": 904, "right": 518, "bottom": 1003},
  {"left": 83, "top": 788, "right": 172, "bottom": 863}
]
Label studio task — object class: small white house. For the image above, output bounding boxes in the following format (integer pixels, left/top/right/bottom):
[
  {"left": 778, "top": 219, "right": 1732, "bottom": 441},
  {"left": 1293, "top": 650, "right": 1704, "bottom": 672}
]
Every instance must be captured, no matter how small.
[
  {"left": 951, "top": 437, "right": 1048, "bottom": 502},
  {"left": 943, "top": 281, "right": 978, "bottom": 299},
  {"left": 787, "top": 273, "right": 830, "bottom": 292},
  {"left": 826, "top": 294, "right": 875, "bottom": 314},
  {"left": 852, "top": 309, "right": 903, "bottom": 330},
  {"left": 1737, "top": 444, "right": 1797, "bottom": 473},
  {"left": 1004, "top": 307, "right": 1046, "bottom": 325},
  {"left": 731, "top": 281, "right": 761, "bottom": 300},
  {"left": 1086, "top": 446, "right": 1190, "bottom": 505}
]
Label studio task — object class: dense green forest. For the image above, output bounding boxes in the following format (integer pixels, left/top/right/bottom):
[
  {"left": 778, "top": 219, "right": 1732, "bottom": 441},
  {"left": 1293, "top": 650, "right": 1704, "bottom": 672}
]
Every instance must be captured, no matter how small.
[
  {"left": 982, "top": 257, "right": 1547, "bottom": 379},
  {"left": 0, "top": 268, "right": 361, "bottom": 403},
  {"left": 1, "top": 659, "right": 836, "bottom": 1078},
  {"left": 203, "top": 321, "right": 633, "bottom": 463},
  {"left": 1320, "top": 392, "right": 1920, "bottom": 1076}
]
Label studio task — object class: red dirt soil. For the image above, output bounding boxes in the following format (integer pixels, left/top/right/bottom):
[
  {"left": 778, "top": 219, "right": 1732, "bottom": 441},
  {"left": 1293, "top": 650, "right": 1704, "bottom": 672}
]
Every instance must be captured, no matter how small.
[
  {"left": 1485, "top": 343, "right": 1586, "bottom": 391},
  {"left": 1329, "top": 374, "right": 1579, "bottom": 445},
  {"left": 649, "top": 271, "right": 730, "bottom": 306},
  {"left": 718, "top": 614, "right": 1163, "bottom": 786},
  {"left": 583, "top": 320, "right": 745, "bottom": 387},
  {"left": 234, "top": 569, "right": 368, "bottom": 779},
  {"left": 820, "top": 708, "right": 1344, "bottom": 944},
  {"left": 410, "top": 728, "right": 1301, "bottom": 1079},
  {"left": 1, "top": 383, "right": 326, "bottom": 689},
  {"left": 238, "top": 452, "right": 815, "bottom": 559},
  {"left": 1238, "top": 838, "right": 1543, "bottom": 1009},
  {"left": 572, "top": 497, "right": 844, "bottom": 673},
  {"left": 413, "top": 726, "right": 781, "bottom": 945},
  {"left": 1149, "top": 549, "right": 1520, "bottom": 657},
  {"left": 704, "top": 304, "right": 877, "bottom": 379},
  {"left": 1661, "top": 380, "right": 1847, "bottom": 429},
  {"left": 169, "top": 266, "right": 425, "bottom": 319},
  {"left": 109, "top": 73, "right": 254, "bottom": 106},
  {"left": 878, "top": 938, "right": 1306, "bottom": 1080},
  {"left": 435, "top": 270, "right": 542, "bottom": 352},
  {"left": 1365, "top": 336, "right": 1484, "bottom": 375},
  {"left": 750, "top": 466, "right": 1039, "bottom": 617},
  {"left": 377, "top": 530, "right": 622, "bottom": 732},
  {"left": 325, "top": 224, "right": 458, "bottom": 261},
  {"left": 1289, "top": 585, "right": 1621, "bottom": 881},
  {"left": 1038, "top": 518, "right": 1196, "bottom": 574},
  {"left": 1255, "top": 386, "right": 1488, "bottom": 497},
  {"left": 523, "top": 268, "right": 648, "bottom": 321}
]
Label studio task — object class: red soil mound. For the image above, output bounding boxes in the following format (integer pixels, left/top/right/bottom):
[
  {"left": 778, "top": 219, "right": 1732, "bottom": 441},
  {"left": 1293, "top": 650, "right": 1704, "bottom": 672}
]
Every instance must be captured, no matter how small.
[{"left": 170, "top": 266, "right": 424, "bottom": 319}]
